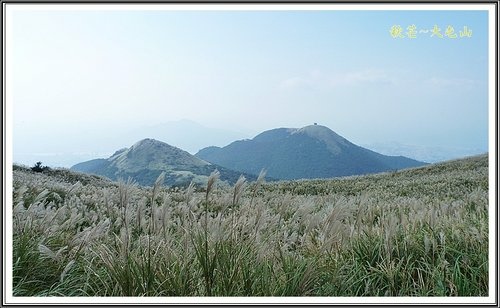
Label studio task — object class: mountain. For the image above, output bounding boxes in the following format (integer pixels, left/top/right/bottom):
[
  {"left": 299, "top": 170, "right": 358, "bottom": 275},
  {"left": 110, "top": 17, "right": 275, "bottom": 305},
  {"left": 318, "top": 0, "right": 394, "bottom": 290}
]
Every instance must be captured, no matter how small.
[
  {"left": 195, "top": 124, "right": 427, "bottom": 180},
  {"left": 71, "top": 138, "right": 254, "bottom": 187}
]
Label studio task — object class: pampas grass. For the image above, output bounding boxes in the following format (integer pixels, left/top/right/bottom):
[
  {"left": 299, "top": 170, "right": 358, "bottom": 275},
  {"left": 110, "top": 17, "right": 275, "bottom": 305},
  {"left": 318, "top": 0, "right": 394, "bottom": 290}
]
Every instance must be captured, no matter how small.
[{"left": 11, "top": 154, "right": 489, "bottom": 296}]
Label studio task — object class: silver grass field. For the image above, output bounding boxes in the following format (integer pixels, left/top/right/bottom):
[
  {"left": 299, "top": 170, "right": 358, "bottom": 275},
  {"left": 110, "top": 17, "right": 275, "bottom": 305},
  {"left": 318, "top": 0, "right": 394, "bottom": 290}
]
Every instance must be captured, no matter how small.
[{"left": 12, "top": 154, "right": 488, "bottom": 296}]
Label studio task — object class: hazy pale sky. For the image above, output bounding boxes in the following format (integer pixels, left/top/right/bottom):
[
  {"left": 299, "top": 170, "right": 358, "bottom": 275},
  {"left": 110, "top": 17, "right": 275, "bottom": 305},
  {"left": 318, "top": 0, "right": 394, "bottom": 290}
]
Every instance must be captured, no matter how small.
[{"left": 7, "top": 5, "right": 492, "bottom": 166}]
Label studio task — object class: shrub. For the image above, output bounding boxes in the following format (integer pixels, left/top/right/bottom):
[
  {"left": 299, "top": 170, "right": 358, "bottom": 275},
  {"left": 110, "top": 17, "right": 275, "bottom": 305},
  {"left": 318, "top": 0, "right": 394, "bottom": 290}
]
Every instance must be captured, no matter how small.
[{"left": 31, "top": 162, "right": 50, "bottom": 173}]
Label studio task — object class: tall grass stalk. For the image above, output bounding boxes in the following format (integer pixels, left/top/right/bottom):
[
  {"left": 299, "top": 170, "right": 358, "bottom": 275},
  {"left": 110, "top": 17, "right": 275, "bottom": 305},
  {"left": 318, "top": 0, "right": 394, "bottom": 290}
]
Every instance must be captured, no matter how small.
[{"left": 198, "top": 169, "right": 220, "bottom": 296}]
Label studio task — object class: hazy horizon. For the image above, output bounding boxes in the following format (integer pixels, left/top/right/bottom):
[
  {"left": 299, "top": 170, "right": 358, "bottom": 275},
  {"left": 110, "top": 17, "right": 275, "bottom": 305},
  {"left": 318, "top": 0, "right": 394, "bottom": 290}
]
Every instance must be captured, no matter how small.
[
  {"left": 7, "top": 5, "right": 491, "bottom": 168},
  {"left": 12, "top": 118, "right": 488, "bottom": 168}
]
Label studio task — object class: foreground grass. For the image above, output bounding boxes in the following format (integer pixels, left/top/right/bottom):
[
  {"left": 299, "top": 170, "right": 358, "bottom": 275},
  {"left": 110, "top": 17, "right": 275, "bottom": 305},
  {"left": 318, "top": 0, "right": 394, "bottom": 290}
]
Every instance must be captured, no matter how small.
[{"left": 12, "top": 155, "right": 488, "bottom": 296}]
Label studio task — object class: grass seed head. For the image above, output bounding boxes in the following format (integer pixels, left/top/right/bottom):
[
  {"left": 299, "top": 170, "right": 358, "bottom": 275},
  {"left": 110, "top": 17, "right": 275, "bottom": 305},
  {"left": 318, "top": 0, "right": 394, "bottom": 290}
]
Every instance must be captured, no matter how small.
[
  {"left": 206, "top": 169, "right": 220, "bottom": 197},
  {"left": 232, "top": 175, "right": 247, "bottom": 206}
]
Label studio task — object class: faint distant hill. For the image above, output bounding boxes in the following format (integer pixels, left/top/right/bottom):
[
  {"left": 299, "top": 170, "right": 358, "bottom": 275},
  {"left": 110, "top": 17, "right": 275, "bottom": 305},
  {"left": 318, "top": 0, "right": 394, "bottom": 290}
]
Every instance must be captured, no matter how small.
[
  {"left": 14, "top": 119, "right": 250, "bottom": 168},
  {"left": 122, "top": 119, "right": 251, "bottom": 154},
  {"left": 361, "top": 141, "right": 487, "bottom": 163},
  {"left": 71, "top": 138, "right": 254, "bottom": 187},
  {"left": 196, "top": 124, "right": 427, "bottom": 180}
]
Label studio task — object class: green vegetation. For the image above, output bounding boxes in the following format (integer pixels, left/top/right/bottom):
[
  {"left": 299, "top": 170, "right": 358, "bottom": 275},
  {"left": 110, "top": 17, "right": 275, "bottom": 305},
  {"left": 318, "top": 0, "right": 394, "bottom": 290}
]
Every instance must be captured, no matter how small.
[
  {"left": 12, "top": 154, "right": 488, "bottom": 297},
  {"left": 30, "top": 161, "right": 50, "bottom": 173}
]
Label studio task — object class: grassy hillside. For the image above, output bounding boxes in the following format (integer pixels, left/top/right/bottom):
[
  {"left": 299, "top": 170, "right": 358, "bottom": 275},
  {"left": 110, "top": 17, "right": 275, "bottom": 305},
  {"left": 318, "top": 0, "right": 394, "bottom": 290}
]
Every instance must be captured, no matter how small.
[
  {"left": 12, "top": 154, "right": 488, "bottom": 298},
  {"left": 71, "top": 138, "right": 256, "bottom": 187}
]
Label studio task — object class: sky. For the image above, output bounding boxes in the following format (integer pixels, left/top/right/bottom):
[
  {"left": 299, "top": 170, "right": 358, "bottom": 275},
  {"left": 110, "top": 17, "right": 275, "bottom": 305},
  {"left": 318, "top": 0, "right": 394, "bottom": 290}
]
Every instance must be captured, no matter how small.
[{"left": 7, "top": 5, "right": 492, "bottom": 167}]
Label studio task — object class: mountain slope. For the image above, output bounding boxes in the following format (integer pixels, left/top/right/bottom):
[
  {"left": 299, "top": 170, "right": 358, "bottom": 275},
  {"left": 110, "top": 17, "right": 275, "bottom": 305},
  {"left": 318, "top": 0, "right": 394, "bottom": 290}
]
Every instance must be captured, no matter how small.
[
  {"left": 196, "top": 125, "right": 427, "bottom": 180},
  {"left": 71, "top": 138, "right": 254, "bottom": 187}
]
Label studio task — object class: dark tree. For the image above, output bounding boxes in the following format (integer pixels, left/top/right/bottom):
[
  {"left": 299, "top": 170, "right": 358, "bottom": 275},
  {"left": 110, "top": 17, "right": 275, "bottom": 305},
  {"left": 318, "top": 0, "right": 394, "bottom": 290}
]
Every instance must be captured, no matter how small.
[{"left": 31, "top": 161, "right": 50, "bottom": 172}]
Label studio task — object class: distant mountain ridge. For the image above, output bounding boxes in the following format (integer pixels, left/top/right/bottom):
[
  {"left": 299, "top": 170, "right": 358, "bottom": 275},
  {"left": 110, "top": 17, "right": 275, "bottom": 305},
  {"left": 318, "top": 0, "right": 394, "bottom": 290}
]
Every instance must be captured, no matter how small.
[
  {"left": 71, "top": 125, "right": 428, "bottom": 186},
  {"left": 196, "top": 124, "right": 427, "bottom": 180},
  {"left": 362, "top": 141, "right": 487, "bottom": 163},
  {"left": 71, "top": 138, "right": 254, "bottom": 187}
]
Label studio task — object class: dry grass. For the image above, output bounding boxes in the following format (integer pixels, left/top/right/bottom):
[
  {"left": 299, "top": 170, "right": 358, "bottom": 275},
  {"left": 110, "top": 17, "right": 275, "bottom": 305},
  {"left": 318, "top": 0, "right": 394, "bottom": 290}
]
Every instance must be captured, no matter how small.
[{"left": 12, "top": 154, "right": 488, "bottom": 297}]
